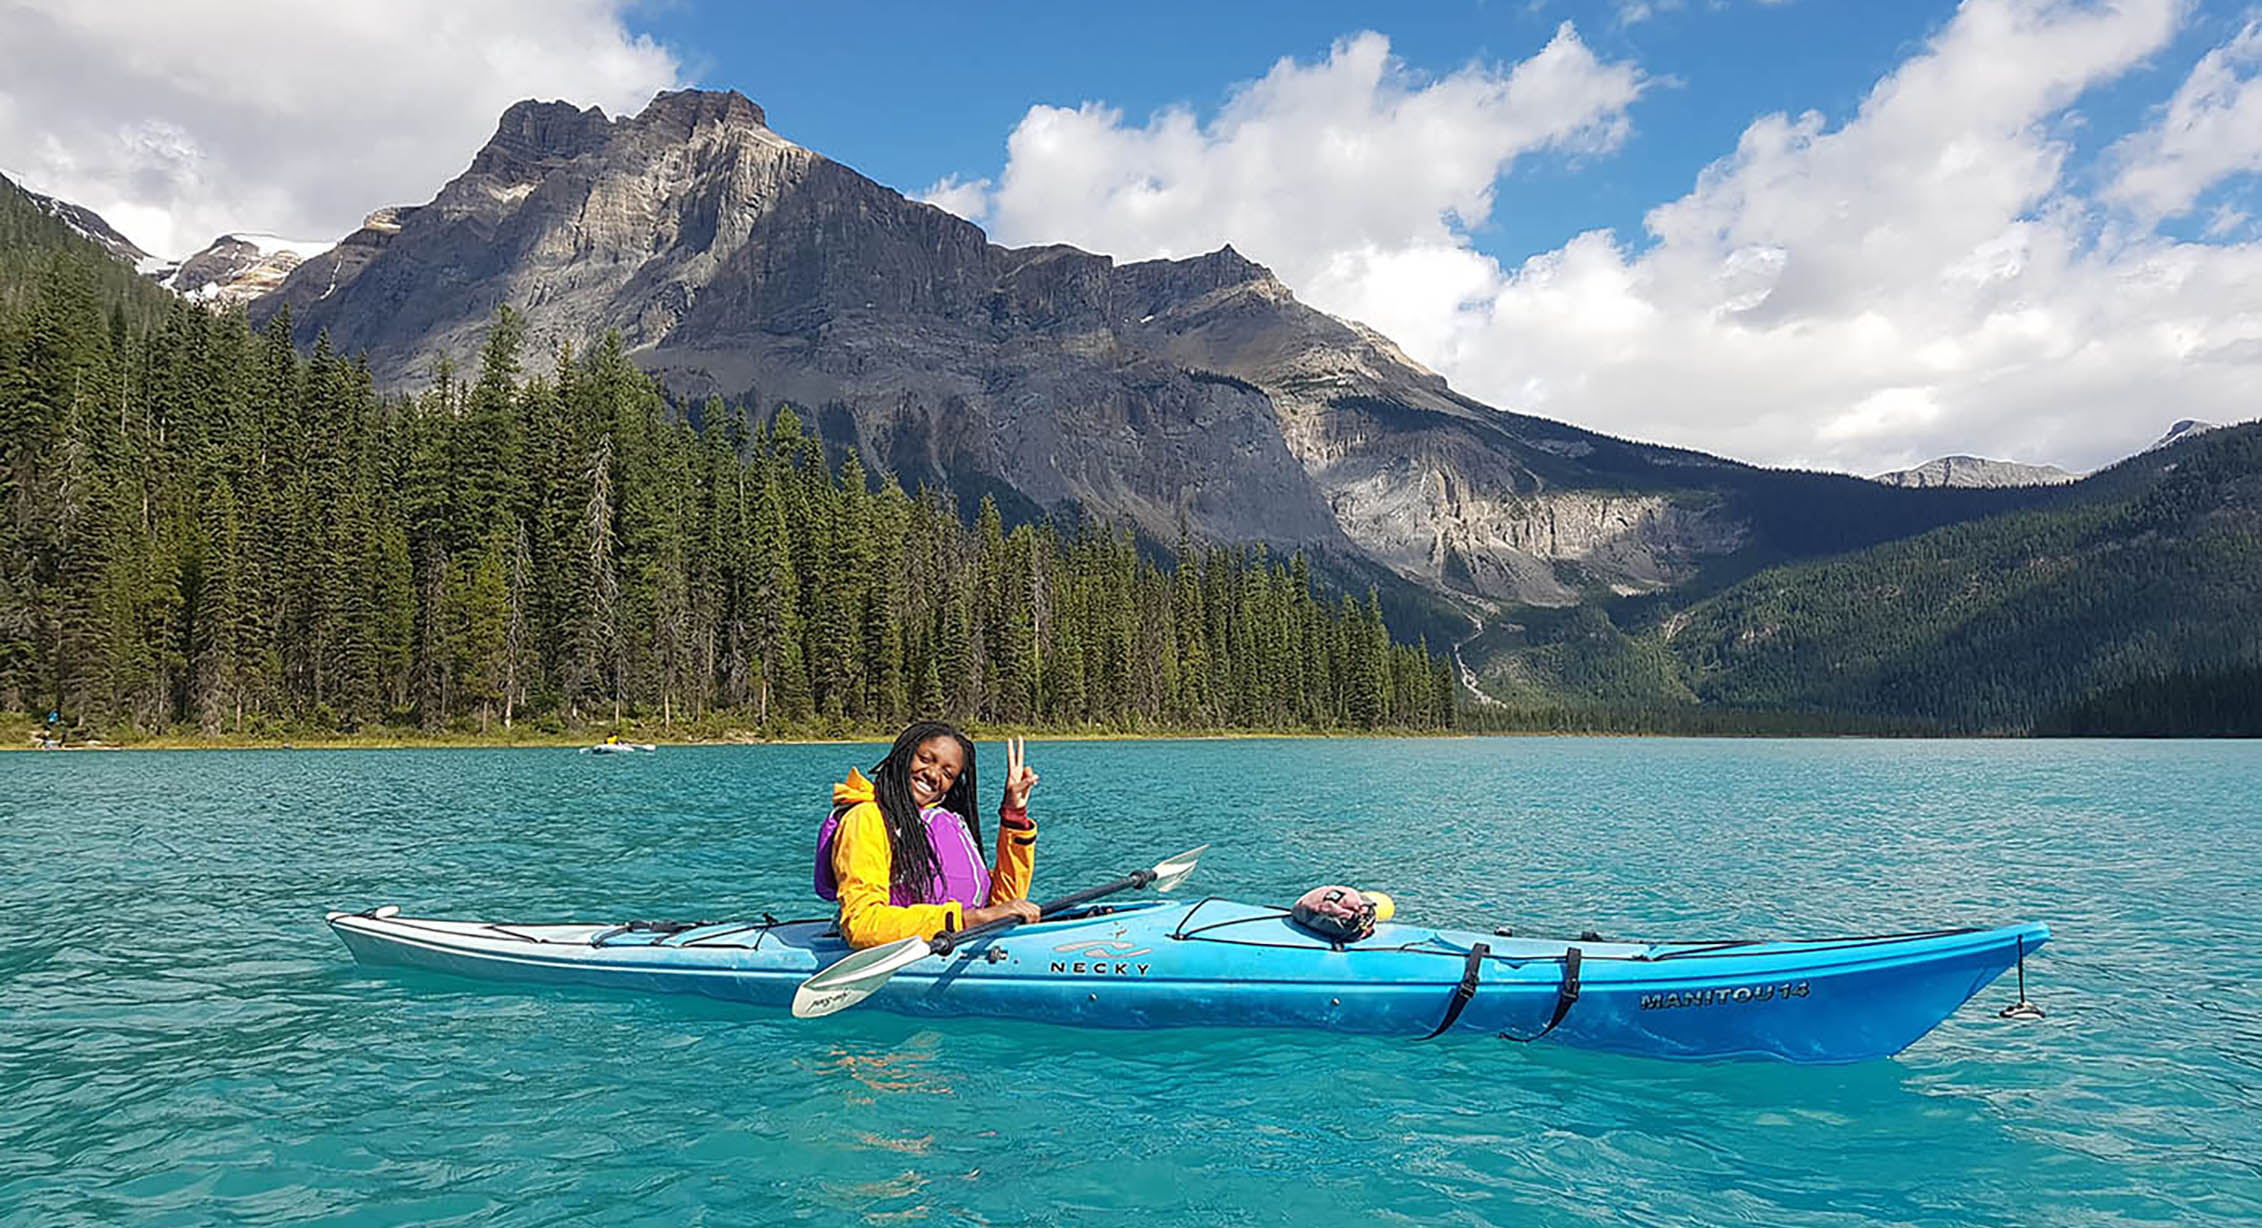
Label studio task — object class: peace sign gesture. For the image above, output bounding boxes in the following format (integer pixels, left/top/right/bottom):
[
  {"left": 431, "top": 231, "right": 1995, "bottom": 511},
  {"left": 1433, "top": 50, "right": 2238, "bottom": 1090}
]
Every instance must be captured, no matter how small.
[{"left": 1001, "top": 736, "right": 1040, "bottom": 813}]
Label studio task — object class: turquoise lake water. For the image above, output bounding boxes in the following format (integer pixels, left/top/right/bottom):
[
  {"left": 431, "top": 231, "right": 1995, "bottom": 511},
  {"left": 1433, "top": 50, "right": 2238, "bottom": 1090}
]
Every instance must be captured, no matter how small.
[{"left": 2, "top": 737, "right": 2257, "bottom": 1226}]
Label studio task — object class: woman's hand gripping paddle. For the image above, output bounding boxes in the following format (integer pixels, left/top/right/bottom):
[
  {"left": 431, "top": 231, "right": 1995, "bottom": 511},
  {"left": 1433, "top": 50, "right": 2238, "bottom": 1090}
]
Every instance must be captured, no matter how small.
[{"left": 790, "top": 845, "right": 1207, "bottom": 1019}]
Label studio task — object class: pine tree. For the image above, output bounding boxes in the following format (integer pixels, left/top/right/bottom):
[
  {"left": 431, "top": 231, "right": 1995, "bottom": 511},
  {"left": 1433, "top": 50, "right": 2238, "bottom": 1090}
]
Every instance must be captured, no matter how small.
[
  {"left": 373, "top": 520, "right": 415, "bottom": 716},
  {"left": 567, "top": 431, "right": 622, "bottom": 722},
  {"left": 813, "top": 453, "right": 864, "bottom": 718},
  {"left": 749, "top": 455, "right": 805, "bottom": 722},
  {"left": 454, "top": 307, "right": 530, "bottom": 545},
  {"left": 191, "top": 476, "right": 244, "bottom": 732},
  {"left": 1171, "top": 523, "right": 1208, "bottom": 724},
  {"left": 456, "top": 528, "right": 511, "bottom": 731},
  {"left": 502, "top": 520, "right": 535, "bottom": 727}
]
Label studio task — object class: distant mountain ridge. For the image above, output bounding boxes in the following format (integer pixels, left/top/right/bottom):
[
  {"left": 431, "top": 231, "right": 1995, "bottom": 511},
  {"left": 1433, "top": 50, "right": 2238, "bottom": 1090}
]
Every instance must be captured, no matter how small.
[
  {"left": 2151, "top": 419, "right": 2218, "bottom": 450},
  {"left": 1464, "top": 422, "right": 2262, "bottom": 732},
  {"left": 1873, "top": 455, "right": 2078, "bottom": 488},
  {"left": 2, "top": 172, "right": 153, "bottom": 267},
  {"left": 1672, "top": 422, "right": 2262, "bottom": 731},
  {"left": 162, "top": 231, "right": 337, "bottom": 303},
  {"left": 0, "top": 171, "right": 342, "bottom": 302}
]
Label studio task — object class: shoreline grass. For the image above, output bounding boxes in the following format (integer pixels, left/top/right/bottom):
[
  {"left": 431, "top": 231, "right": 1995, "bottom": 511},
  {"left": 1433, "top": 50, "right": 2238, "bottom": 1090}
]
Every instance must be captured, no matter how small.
[{"left": 5, "top": 719, "right": 1473, "bottom": 752}]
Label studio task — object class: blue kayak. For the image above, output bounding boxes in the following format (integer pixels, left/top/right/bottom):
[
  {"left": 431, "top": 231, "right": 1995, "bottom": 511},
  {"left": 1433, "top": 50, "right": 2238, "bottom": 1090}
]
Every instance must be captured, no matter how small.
[{"left": 327, "top": 898, "right": 2047, "bottom": 1063}]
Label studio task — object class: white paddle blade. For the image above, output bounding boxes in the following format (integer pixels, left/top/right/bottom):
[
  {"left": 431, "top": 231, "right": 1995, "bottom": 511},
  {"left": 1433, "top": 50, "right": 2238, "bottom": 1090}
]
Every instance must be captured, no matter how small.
[
  {"left": 1150, "top": 844, "right": 1208, "bottom": 893},
  {"left": 790, "top": 936, "right": 933, "bottom": 1019}
]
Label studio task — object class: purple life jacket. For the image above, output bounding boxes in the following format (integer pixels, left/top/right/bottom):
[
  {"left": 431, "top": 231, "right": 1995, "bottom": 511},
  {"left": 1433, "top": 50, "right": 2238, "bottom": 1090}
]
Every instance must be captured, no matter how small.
[{"left": 815, "top": 803, "right": 992, "bottom": 908}]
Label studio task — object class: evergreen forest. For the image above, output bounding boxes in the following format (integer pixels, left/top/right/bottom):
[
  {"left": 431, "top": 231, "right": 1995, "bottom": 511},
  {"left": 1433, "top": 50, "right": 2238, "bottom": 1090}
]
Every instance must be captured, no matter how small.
[
  {"left": 10, "top": 172, "right": 2256, "bottom": 743},
  {"left": 0, "top": 182, "right": 1452, "bottom": 742}
]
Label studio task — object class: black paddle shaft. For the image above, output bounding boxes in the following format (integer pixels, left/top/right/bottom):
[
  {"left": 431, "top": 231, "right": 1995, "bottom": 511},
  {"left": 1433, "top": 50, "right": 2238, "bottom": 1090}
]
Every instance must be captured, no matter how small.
[{"left": 928, "top": 867, "right": 1157, "bottom": 957}]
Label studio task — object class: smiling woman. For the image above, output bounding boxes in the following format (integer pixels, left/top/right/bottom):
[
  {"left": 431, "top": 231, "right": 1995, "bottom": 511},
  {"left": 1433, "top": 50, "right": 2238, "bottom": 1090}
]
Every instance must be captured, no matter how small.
[{"left": 815, "top": 722, "right": 1041, "bottom": 947}]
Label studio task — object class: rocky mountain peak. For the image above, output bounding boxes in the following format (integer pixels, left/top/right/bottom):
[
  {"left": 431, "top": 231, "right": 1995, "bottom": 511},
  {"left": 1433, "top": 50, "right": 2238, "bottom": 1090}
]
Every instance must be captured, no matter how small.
[
  {"left": 2152, "top": 419, "right": 2219, "bottom": 450},
  {"left": 1140, "top": 243, "right": 1274, "bottom": 293},
  {"left": 162, "top": 231, "right": 337, "bottom": 303},
  {"left": 631, "top": 88, "right": 769, "bottom": 137},
  {"left": 471, "top": 100, "right": 615, "bottom": 179}
]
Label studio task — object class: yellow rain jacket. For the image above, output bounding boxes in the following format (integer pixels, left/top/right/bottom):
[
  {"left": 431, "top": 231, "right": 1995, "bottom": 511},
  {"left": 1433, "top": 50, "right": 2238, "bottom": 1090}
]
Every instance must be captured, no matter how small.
[{"left": 830, "top": 768, "right": 1036, "bottom": 948}]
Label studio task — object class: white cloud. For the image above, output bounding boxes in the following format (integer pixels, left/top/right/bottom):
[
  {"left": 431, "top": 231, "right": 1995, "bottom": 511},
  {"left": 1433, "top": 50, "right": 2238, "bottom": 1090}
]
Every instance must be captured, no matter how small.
[
  {"left": 919, "top": 174, "right": 994, "bottom": 223},
  {"left": 961, "top": 0, "right": 2262, "bottom": 474},
  {"left": 985, "top": 26, "right": 1647, "bottom": 292},
  {"left": 0, "top": 0, "right": 681, "bottom": 258},
  {"left": 2107, "top": 19, "right": 2262, "bottom": 220}
]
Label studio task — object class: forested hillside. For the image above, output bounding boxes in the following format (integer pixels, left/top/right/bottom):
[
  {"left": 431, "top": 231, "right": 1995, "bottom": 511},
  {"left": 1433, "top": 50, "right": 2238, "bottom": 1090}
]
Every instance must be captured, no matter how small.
[
  {"left": 1668, "top": 424, "right": 2262, "bottom": 732},
  {"left": 0, "top": 178, "right": 1450, "bottom": 741},
  {"left": 1463, "top": 422, "right": 2262, "bottom": 734}
]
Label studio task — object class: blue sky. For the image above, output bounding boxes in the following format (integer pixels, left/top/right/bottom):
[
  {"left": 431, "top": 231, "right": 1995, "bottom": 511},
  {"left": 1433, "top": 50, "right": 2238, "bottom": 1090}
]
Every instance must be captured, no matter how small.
[
  {"left": 620, "top": 0, "right": 1924, "bottom": 265},
  {"left": 621, "top": 1, "right": 2253, "bottom": 264},
  {"left": 3, "top": 0, "right": 2259, "bottom": 474}
]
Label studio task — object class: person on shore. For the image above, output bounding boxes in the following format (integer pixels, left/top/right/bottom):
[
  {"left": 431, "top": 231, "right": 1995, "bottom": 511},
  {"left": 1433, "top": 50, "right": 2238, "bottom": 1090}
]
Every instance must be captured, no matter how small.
[{"left": 816, "top": 722, "right": 1041, "bottom": 948}]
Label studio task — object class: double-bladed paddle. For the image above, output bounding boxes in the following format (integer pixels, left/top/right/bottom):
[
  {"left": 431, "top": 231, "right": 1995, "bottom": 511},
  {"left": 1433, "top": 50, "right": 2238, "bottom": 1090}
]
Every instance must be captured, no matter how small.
[{"left": 790, "top": 844, "right": 1207, "bottom": 1019}]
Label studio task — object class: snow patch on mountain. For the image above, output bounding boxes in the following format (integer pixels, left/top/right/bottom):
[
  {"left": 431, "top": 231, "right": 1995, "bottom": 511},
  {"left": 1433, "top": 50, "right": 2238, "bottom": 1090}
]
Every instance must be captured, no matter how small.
[{"left": 225, "top": 232, "right": 335, "bottom": 260}]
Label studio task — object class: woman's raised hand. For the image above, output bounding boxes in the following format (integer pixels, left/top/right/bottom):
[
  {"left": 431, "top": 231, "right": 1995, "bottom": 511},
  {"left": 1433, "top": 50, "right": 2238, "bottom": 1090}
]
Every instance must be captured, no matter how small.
[{"left": 1001, "top": 736, "right": 1039, "bottom": 812}]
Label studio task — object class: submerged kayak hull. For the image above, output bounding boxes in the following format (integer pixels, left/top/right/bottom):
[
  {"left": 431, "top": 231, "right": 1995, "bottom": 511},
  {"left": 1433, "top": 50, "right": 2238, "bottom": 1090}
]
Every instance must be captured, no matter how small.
[{"left": 326, "top": 899, "right": 2047, "bottom": 1063}]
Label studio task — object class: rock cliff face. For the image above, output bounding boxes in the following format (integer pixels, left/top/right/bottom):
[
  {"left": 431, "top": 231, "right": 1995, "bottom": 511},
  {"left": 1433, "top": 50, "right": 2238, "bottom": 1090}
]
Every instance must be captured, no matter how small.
[
  {"left": 258, "top": 89, "right": 2025, "bottom": 607},
  {"left": 277, "top": 207, "right": 419, "bottom": 305}
]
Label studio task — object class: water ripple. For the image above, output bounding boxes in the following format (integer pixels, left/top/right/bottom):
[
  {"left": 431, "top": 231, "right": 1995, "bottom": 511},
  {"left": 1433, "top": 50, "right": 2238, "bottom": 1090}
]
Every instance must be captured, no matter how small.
[{"left": 0, "top": 738, "right": 2256, "bottom": 1226}]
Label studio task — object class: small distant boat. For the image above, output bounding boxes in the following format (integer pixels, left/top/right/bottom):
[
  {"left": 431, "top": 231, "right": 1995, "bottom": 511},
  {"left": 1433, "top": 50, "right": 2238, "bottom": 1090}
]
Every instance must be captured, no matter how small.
[{"left": 578, "top": 742, "right": 657, "bottom": 755}]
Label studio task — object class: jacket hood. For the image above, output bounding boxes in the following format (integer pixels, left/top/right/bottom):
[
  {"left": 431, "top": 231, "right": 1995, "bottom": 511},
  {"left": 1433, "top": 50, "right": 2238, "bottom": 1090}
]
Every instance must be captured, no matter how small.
[{"left": 833, "top": 766, "right": 876, "bottom": 806}]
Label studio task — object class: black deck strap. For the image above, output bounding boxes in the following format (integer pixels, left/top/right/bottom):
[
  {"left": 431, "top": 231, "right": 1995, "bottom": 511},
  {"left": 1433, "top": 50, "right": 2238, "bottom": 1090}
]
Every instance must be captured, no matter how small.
[
  {"left": 628, "top": 918, "right": 717, "bottom": 935},
  {"left": 1168, "top": 897, "right": 1226, "bottom": 939},
  {"left": 1421, "top": 942, "right": 1491, "bottom": 1040},
  {"left": 1171, "top": 898, "right": 1294, "bottom": 941},
  {"left": 1500, "top": 946, "right": 1583, "bottom": 1043},
  {"left": 676, "top": 924, "right": 758, "bottom": 946}
]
